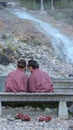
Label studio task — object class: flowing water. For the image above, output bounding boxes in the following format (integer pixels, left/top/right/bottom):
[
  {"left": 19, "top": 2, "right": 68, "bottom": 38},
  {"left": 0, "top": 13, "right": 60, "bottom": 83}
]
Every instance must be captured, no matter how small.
[{"left": 9, "top": 8, "right": 73, "bottom": 63}]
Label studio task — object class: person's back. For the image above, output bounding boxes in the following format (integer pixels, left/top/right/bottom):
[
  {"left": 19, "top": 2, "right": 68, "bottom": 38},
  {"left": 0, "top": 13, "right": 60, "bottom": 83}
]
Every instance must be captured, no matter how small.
[
  {"left": 5, "top": 59, "right": 28, "bottom": 92},
  {"left": 28, "top": 60, "right": 54, "bottom": 92}
]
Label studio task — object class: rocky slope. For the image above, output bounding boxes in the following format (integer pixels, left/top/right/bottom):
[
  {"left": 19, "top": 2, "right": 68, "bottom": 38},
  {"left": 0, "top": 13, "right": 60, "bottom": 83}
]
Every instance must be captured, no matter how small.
[{"left": 0, "top": 5, "right": 73, "bottom": 77}]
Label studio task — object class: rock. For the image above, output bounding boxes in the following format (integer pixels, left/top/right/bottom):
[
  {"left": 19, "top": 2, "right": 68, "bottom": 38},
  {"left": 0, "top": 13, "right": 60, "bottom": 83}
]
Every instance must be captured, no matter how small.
[
  {"left": 0, "top": 20, "right": 3, "bottom": 29},
  {"left": 0, "top": 2, "right": 7, "bottom": 8},
  {"left": 3, "top": 48, "right": 14, "bottom": 56},
  {"left": 45, "top": 108, "right": 51, "bottom": 113},
  {"left": 0, "top": 53, "right": 10, "bottom": 65},
  {"left": 69, "top": 74, "right": 73, "bottom": 77},
  {"left": 7, "top": 2, "right": 17, "bottom": 8},
  {"left": 68, "top": 125, "right": 73, "bottom": 130},
  {"left": 7, "top": 115, "right": 15, "bottom": 121}
]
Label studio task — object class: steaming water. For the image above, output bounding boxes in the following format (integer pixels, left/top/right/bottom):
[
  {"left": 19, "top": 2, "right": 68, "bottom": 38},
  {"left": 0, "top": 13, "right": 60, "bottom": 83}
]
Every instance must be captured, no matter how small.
[{"left": 9, "top": 8, "right": 73, "bottom": 63}]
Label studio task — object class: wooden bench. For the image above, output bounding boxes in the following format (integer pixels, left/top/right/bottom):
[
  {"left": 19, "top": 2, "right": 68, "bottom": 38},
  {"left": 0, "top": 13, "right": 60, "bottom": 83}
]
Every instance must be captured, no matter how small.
[{"left": 0, "top": 76, "right": 73, "bottom": 119}]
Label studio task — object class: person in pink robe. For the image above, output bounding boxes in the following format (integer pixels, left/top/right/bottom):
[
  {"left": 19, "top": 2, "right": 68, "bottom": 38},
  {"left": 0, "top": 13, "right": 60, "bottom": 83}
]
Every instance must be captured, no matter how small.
[
  {"left": 27, "top": 59, "right": 54, "bottom": 92},
  {"left": 5, "top": 59, "right": 28, "bottom": 92}
]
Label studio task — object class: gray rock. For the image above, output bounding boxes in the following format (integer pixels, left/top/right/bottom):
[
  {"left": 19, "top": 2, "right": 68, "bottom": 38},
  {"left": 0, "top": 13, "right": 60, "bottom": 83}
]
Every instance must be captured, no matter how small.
[{"left": 0, "top": 53, "right": 10, "bottom": 65}]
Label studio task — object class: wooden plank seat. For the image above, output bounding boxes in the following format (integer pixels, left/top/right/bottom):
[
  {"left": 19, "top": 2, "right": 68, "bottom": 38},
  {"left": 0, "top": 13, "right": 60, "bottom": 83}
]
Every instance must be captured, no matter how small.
[{"left": 0, "top": 76, "right": 73, "bottom": 119}]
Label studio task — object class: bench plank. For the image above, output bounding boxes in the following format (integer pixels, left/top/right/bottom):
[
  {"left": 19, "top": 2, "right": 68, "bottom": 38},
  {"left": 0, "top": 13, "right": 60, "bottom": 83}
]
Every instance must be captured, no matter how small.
[
  {"left": 0, "top": 77, "right": 73, "bottom": 119},
  {"left": 0, "top": 92, "right": 73, "bottom": 102},
  {"left": 0, "top": 92, "right": 72, "bottom": 119}
]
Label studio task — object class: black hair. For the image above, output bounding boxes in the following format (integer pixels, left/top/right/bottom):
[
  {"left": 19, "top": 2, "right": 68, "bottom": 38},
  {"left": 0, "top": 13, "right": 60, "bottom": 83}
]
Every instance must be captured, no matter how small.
[
  {"left": 17, "top": 59, "right": 26, "bottom": 68},
  {"left": 28, "top": 59, "right": 39, "bottom": 69}
]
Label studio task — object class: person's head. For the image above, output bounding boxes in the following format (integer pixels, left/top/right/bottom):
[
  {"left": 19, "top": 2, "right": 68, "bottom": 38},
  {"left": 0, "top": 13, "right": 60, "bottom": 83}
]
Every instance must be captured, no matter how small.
[
  {"left": 27, "top": 59, "right": 39, "bottom": 73},
  {"left": 17, "top": 59, "right": 26, "bottom": 71}
]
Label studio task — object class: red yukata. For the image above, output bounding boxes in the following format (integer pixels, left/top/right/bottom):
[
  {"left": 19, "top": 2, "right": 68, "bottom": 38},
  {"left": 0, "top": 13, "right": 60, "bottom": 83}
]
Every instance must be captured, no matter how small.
[
  {"left": 28, "top": 69, "right": 54, "bottom": 92},
  {"left": 5, "top": 68, "right": 28, "bottom": 92}
]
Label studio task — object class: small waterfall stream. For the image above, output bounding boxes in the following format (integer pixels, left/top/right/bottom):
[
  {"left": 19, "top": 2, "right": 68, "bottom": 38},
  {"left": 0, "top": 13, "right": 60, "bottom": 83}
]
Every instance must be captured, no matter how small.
[{"left": 9, "top": 8, "right": 73, "bottom": 63}]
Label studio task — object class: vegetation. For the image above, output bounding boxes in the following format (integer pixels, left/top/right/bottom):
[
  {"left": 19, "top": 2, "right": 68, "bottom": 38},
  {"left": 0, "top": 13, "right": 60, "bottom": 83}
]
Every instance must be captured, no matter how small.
[
  {"left": 20, "top": 0, "right": 40, "bottom": 10},
  {"left": 1, "top": 34, "right": 8, "bottom": 39},
  {"left": 54, "top": 0, "right": 73, "bottom": 8},
  {"left": 20, "top": 0, "right": 73, "bottom": 10},
  {"left": 44, "top": 0, "right": 51, "bottom": 10}
]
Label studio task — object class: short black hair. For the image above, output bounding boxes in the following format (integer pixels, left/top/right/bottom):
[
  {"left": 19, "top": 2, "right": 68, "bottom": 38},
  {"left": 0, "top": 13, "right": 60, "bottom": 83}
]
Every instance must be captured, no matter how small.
[
  {"left": 17, "top": 59, "right": 26, "bottom": 68},
  {"left": 28, "top": 59, "right": 39, "bottom": 69}
]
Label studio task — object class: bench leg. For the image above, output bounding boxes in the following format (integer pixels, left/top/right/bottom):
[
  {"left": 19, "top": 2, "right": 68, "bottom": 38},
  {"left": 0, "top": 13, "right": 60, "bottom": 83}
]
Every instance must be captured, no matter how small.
[
  {"left": 58, "top": 101, "right": 68, "bottom": 119},
  {"left": 0, "top": 101, "right": 2, "bottom": 116}
]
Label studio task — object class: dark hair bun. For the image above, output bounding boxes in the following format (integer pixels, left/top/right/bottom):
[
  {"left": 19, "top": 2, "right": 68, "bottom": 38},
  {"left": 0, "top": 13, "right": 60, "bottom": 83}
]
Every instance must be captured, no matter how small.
[{"left": 17, "top": 59, "right": 26, "bottom": 68}]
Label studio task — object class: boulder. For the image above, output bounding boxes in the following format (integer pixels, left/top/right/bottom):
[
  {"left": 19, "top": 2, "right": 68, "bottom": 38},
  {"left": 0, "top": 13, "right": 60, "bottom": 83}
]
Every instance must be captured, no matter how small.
[{"left": 0, "top": 53, "right": 10, "bottom": 65}]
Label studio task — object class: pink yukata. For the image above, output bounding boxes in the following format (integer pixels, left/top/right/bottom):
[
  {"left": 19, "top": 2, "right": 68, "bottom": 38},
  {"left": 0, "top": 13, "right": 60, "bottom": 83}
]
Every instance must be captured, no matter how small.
[
  {"left": 5, "top": 68, "right": 28, "bottom": 92},
  {"left": 28, "top": 69, "right": 54, "bottom": 92}
]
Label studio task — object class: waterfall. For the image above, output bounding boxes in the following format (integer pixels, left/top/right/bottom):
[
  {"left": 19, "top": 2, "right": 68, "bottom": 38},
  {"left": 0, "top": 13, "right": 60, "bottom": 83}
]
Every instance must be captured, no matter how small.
[{"left": 9, "top": 8, "right": 73, "bottom": 63}]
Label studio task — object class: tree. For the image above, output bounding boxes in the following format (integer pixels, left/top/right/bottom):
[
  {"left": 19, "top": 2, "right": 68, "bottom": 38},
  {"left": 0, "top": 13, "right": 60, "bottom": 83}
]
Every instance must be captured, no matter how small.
[
  {"left": 40, "top": 0, "right": 44, "bottom": 11},
  {"left": 51, "top": 0, "right": 54, "bottom": 11}
]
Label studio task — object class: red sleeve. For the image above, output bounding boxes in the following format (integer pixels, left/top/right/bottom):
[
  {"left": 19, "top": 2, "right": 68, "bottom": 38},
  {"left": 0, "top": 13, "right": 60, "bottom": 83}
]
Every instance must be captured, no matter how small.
[{"left": 28, "top": 74, "right": 37, "bottom": 92}]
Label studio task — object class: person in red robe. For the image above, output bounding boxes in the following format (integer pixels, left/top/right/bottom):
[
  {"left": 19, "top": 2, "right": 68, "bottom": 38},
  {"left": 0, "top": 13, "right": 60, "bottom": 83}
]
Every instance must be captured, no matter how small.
[
  {"left": 5, "top": 59, "right": 28, "bottom": 92},
  {"left": 27, "top": 59, "right": 54, "bottom": 92}
]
